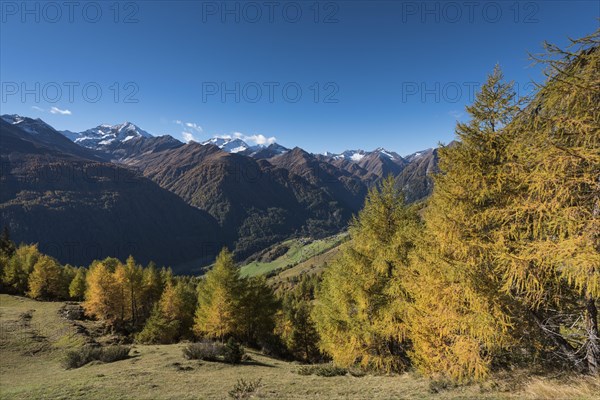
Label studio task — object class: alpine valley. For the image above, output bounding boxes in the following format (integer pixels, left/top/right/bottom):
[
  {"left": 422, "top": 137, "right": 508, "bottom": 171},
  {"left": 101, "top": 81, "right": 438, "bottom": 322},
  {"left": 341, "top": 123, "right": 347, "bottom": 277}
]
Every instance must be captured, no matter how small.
[{"left": 0, "top": 114, "right": 438, "bottom": 272}]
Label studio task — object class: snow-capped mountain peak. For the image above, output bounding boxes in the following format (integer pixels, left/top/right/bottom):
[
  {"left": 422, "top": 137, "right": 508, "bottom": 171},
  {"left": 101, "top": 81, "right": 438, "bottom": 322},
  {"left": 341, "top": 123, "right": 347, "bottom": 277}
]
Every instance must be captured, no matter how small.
[
  {"left": 87, "top": 122, "right": 152, "bottom": 141},
  {"left": 373, "top": 147, "right": 402, "bottom": 161},
  {"left": 1, "top": 114, "right": 55, "bottom": 135},
  {"left": 201, "top": 136, "right": 290, "bottom": 158},
  {"left": 324, "top": 147, "right": 405, "bottom": 165},
  {"left": 201, "top": 137, "right": 250, "bottom": 153},
  {"left": 59, "top": 122, "right": 153, "bottom": 150},
  {"left": 113, "top": 122, "right": 152, "bottom": 138}
]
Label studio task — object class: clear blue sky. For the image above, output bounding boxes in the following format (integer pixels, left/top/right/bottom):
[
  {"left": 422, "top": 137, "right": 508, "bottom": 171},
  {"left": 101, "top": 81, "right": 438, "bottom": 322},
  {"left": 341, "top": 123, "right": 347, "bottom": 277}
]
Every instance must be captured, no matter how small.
[{"left": 1, "top": 1, "right": 597, "bottom": 155}]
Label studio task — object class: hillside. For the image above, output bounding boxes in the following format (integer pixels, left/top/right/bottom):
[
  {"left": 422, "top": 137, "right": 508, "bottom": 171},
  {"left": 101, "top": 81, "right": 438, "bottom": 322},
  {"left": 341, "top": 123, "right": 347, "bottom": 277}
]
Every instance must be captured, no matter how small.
[
  {"left": 2, "top": 294, "right": 596, "bottom": 400},
  {"left": 2, "top": 114, "right": 439, "bottom": 269},
  {"left": 123, "top": 143, "right": 355, "bottom": 258},
  {"left": 240, "top": 234, "right": 346, "bottom": 277},
  {"left": 395, "top": 148, "right": 439, "bottom": 203},
  {"left": 0, "top": 118, "right": 221, "bottom": 267}
]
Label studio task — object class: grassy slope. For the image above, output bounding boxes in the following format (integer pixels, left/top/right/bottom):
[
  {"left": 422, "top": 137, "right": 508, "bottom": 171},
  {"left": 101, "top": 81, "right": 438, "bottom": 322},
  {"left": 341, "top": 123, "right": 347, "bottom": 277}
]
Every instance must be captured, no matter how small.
[
  {"left": 2, "top": 295, "right": 599, "bottom": 400},
  {"left": 267, "top": 245, "right": 342, "bottom": 287},
  {"left": 240, "top": 235, "right": 345, "bottom": 278}
]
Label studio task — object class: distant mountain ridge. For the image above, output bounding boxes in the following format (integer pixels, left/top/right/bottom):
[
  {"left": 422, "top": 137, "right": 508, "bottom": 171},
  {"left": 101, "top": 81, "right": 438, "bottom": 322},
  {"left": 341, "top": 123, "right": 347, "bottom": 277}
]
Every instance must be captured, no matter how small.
[
  {"left": 55, "top": 115, "right": 426, "bottom": 165},
  {"left": 0, "top": 116, "right": 221, "bottom": 270},
  {"left": 1, "top": 114, "right": 440, "bottom": 270}
]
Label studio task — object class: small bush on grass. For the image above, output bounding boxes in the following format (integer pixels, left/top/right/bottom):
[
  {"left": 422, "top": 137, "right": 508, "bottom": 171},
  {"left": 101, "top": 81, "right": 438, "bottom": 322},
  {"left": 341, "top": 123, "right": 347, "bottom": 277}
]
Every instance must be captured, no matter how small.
[
  {"left": 183, "top": 341, "right": 224, "bottom": 361},
  {"left": 183, "top": 339, "right": 245, "bottom": 364},
  {"left": 428, "top": 378, "right": 457, "bottom": 394},
  {"left": 99, "top": 346, "right": 130, "bottom": 362},
  {"left": 348, "top": 366, "right": 367, "bottom": 377},
  {"left": 228, "top": 378, "right": 263, "bottom": 400},
  {"left": 223, "top": 338, "right": 244, "bottom": 364},
  {"left": 63, "top": 345, "right": 130, "bottom": 369},
  {"left": 297, "top": 364, "right": 348, "bottom": 377}
]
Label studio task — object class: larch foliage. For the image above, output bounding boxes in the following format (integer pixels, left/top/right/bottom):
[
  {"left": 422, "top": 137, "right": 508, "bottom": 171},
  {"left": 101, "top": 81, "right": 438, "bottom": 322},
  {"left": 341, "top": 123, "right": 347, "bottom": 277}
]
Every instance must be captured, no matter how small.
[
  {"left": 238, "top": 276, "right": 279, "bottom": 345},
  {"left": 2, "top": 244, "right": 41, "bottom": 294},
  {"left": 136, "top": 304, "right": 180, "bottom": 344},
  {"left": 194, "top": 248, "right": 243, "bottom": 341},
  {"left": 122, "top": 256, "right": 144, "bottom": 325},
  {"left": 143, "top": 263, "right": 163, "bottom": 304},
  {"left": 137, "top": 279, "right": 196, "bottom": 344},
  {"left": 409, "top": 66, "right": 520, "bottom": 381},
  {"left": 277, "top": 274, "right": 321, "bottom": 362},
  {"left": 83, "top": 262, "right": 120, "bottom": 322},
  {"left": 27, "top": 255, "right": 66, "bottom": 300},
  {"left": 289, "top": 299, "right": 320, "bottom": 362},
  {"left": 313, "top": 177, "right": 420, "bottom": 372},
  {"left": 493, "top": 31, "right": 600, "bottom": 373},
  {"left": 69, "top": 268, "right": 87, "bottom": 300},
  {"left": 140, "top": 263, "right": 163, "bottom": 320},
  {"left": 160, "top": 280, "right": 197, "bottom": 338}
]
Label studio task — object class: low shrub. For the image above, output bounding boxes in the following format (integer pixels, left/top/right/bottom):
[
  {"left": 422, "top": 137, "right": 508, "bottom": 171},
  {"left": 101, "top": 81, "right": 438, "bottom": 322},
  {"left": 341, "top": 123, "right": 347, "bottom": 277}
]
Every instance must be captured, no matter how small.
[
  {"left": 228, "top": 378, "right": 263, "bottom": 400},
  {"left": 348, "top": 366, "right": 367, "bottom": 377},
  {"left": 63, "top": 345, "right": 130, "bottom": 369},
  {"left": 223, "top": 338, "right": 245, "bottom": 364},
  {"left": 183, "top": 341, "right": 224, "bottom": 361},
  {"left": 428, "top": 378, "right": 456, "bottom": 394},
  {"left": 297, "top": 364, "right": 348, "bottom": 377},
  {"left": 99, "top": 346, "right": 131, "bottom": 363},
  {"left": 183, "top": 339, "right": 246, "bottom": 364}
]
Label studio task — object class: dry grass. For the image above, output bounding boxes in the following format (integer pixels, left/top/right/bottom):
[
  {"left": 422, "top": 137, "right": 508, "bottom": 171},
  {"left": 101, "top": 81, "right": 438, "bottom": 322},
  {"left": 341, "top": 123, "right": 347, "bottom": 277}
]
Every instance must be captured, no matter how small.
[
  {"left": 521, "top": 376, "right": 600, "bottom": 400},
  {"left": 1, "top": 294, "right": 597, "bottom": 400}
]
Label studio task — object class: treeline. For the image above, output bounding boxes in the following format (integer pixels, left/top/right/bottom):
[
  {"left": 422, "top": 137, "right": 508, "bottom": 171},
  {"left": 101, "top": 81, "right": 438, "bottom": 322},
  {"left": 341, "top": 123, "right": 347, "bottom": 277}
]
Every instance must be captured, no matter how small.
[
  {"left": 314, "top": 32, "right": 599, "bottom": 380},
  {"left": 0, "top": 229, "right": 312, "bottom": 357}
]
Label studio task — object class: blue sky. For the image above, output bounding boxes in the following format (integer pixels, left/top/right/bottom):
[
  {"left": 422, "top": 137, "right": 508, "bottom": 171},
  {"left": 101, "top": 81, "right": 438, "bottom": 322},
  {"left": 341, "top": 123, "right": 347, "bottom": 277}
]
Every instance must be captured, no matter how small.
[{"left": 1, "top": 1, "right": 597, "bottom": 155}]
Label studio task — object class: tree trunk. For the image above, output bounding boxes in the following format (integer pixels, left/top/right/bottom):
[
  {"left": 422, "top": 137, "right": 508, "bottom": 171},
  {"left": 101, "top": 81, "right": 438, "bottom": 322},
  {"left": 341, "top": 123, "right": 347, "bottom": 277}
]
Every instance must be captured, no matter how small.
[
  {"left": 531, "top": 310, "right": 586, "bottom": 373},
  {"left": 130, "top": 285, "right": 136, "bottom": 325},
  {"left": 585, "top": 295, "right": 599, "bottom": 375}
]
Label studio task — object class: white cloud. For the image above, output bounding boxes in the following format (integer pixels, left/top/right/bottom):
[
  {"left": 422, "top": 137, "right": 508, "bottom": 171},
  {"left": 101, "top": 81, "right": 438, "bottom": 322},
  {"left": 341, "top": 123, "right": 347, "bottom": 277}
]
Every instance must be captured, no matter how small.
[
  {"left": 182, "top": 132, "right": 197, "bottom": 143},
  {"left": 185, "top": 122, "right": 202, "bottom": 132},
  {"left": 173, "top": 120, "right": 203, "bottom": 142},
  {"left": 244, "top": 134, "right": 276, "bottom": 146},
  {"left": 31, "top": 106, "right": 45, "bottom": 112},
  {"left": 174, "top": 120, "right": 202, "bottom": 133},
  {"left": 50, "top": 106, "right": 72, "bottom": 115},
  {"left": 211, "top": 132, "right": 277, "bottom": 146},
  {"left": 213, "top": 132, "right": 277, "bottom": 146}
]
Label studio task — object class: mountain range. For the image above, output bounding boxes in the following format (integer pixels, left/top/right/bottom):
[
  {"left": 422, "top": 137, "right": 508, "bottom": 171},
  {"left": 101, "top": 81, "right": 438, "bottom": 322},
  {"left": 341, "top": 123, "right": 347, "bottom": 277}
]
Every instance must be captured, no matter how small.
[{"left": 0, "top": 115, "right": 439, "bottom": 271}]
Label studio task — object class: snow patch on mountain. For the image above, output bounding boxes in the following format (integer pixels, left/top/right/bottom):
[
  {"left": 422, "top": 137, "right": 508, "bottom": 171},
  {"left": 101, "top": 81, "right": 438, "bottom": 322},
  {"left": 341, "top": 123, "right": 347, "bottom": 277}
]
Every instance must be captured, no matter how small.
[
  {"left": 331, "top": 149, "right": 368, "bottom": 161},
  {"left": 327, "top": 147, "right": 407, "bottom": 163},
  {"left": 1, "top": 114, "right": 57, "bottom": 136},
  {"left": 1, "top": 114, "right": 25, "bottom": 125},
  {"left": 202, "top": 137, "right": 250, "bottom": 153},
  {"left": 405, "top": 149, "right": 433, "bottom": 162},
  {"left": 201, "top": 137, "right": 289, "bottom": 158}
]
